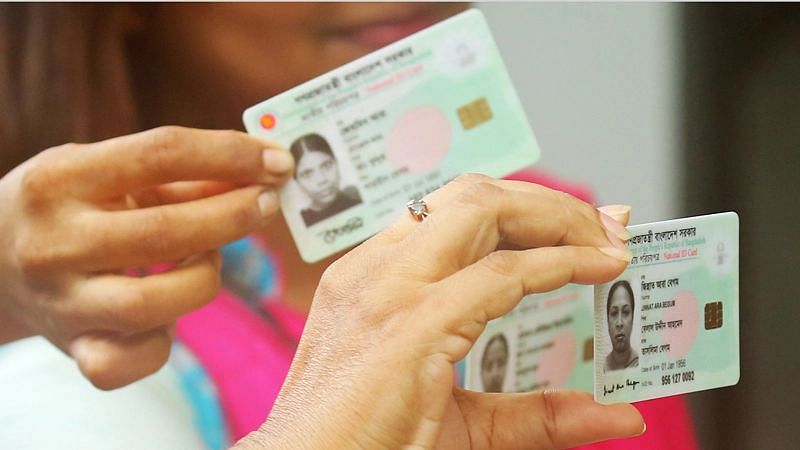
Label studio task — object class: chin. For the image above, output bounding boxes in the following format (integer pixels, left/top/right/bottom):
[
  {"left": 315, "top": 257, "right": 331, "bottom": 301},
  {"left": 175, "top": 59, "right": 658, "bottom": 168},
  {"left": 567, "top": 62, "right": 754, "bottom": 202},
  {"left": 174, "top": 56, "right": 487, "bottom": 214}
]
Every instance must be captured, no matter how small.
[{"left": 313, "top": 190, "right": 338, "bottom": 205}]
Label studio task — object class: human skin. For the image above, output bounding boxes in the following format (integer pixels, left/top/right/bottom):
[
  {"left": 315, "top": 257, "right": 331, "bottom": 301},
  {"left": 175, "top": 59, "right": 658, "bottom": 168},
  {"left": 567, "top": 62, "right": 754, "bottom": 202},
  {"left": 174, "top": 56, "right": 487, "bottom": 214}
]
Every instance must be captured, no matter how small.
[
  {"left": 138, "top": 3, "right": 470, "bottom": 313},
  {"left": 234, "top": 174, "right": 644, "bottom": 449},
  {"left": 295, "top": 151, "right": 340, "bottom": 209},
  {"left": 0, "top": 127, "right": 295, "bottom": 389},
  {"left": 0, "top": 2, "right": 466, "bottom": 387},
  {"left": 480, "top": 336, "right": 508, "bottom": 393},
  {"left": 1, "top": 4, "right": 647, "bottom": 448}
]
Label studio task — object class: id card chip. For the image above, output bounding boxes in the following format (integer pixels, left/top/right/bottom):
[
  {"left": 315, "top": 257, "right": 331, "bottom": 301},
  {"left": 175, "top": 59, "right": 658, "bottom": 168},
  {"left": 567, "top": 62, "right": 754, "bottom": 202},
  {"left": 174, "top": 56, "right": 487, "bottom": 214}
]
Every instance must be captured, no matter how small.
[
  {"left": 457, "top": 97, "right": 493, "bottom": 130},
  {"left": 705, "top": 301, "right": 723, "bottom": 330}
]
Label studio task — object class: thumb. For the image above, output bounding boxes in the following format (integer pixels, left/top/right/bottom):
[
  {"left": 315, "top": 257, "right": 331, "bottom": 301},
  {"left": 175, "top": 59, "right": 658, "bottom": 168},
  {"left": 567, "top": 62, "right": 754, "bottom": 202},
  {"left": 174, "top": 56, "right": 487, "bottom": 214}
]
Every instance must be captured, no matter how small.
[{"left": 450, "top": 388, "right": 645, "bottom": 449}]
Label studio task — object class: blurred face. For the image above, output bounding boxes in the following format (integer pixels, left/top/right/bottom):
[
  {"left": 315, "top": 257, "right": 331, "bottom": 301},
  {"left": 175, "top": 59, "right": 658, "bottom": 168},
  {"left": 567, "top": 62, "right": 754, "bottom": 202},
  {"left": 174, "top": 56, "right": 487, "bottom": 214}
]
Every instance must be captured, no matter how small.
[
  {"left": 607, "top": 287, "right": 634, "bottom": 353},
  {"left": 296, "top": 151, "right": 340, "bottom": 208},
  {"left": 481, "top": 338, "right": 508, "bottom": 393},
  {"left": 149, "top": 3, "right": 467, "bottom": 122},
  {"left": 141, "top": 3, "right": 467, "bottom": 268}
]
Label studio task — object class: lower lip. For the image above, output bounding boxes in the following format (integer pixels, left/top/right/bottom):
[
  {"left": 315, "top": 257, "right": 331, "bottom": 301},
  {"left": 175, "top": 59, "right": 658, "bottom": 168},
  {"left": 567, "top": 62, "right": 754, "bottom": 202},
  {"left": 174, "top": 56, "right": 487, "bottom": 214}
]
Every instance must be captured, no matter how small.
[{"left": 345, "top": 13, "right": 442, "bottom": 49}]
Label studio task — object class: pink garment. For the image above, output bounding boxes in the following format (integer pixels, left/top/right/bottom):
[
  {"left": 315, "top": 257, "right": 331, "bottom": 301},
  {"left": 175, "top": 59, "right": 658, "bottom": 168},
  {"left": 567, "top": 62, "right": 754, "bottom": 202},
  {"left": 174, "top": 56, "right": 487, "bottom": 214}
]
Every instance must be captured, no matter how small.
[
  {"left": 177, "top": 291, "right": 304, "bottom": 439},
  {"left": 176, "top": 168, "right": 698, "bottom": 448}
]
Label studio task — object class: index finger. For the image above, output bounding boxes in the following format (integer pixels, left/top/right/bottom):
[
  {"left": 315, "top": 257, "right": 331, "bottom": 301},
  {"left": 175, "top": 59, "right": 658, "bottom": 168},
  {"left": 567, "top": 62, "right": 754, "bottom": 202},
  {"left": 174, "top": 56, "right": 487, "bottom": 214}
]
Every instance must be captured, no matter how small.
[
  {"left": 61, "top": 126, "right": 294, "bottom": 199},
  {"left": 387, "top": 174, "right": 631, "bottom": 280}
]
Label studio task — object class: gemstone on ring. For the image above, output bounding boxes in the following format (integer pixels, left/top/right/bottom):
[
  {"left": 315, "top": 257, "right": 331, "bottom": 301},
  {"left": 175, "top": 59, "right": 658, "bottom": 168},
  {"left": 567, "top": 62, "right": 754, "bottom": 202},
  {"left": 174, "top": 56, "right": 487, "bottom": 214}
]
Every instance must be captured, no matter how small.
[{"left": 406, "top": 199, "right": 429, "bottom": 221}]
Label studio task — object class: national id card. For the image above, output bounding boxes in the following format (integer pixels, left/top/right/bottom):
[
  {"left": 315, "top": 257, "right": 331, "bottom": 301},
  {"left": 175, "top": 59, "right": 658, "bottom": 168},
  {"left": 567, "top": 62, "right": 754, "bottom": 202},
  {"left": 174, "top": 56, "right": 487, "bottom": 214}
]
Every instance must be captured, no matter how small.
[
  {"left": 462, "top": 212, "right": 740, "bottom": 405},
  {"left": 463, "top": 284, "right": 595, "bottom": 394},
  {"left": 243, "top": 9, "right": 539, "bottom": 262},
  {"left": 594, "top": 212, "right": 740, "bottom": 403}
]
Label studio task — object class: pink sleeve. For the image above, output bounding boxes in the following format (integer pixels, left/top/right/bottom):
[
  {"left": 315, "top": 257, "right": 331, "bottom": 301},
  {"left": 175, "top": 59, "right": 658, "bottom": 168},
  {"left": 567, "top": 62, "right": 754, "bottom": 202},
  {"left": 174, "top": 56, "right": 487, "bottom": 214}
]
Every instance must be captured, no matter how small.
[
  {"left": 506, "top": 168, "right": 596, "bottom": 204},
  {"left": 573, "top": 396, "right": 698, "bottom": 450},
  {"left": 178, "top": 169, "right": 699, "bottom": 448},
  {"left": 176, "top": 290, "right": 297, "bottom": 441}
]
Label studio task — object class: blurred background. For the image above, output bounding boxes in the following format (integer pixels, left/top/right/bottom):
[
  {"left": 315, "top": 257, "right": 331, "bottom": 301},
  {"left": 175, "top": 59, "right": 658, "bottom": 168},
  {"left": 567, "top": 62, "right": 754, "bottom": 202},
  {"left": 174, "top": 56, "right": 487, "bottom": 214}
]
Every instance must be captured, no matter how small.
[
  {"left": 480, "top": 3, "right": 799, "bottom": 449},
  {"left": 1, "top": 3, "right": 797, "bottom": 449}
]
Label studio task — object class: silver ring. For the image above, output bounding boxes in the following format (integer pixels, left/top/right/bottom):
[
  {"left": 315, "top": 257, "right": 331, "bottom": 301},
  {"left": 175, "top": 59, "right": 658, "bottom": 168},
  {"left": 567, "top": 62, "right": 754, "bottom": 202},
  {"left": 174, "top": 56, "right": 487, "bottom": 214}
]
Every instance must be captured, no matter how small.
[{"left": 406, "top": 199, "right": 429, "bottom": 221}]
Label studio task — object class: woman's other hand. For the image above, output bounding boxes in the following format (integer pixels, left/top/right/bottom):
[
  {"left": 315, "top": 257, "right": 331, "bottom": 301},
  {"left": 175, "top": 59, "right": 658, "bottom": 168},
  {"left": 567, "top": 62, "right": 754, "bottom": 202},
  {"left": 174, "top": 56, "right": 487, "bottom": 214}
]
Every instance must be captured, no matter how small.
[
  {"left": 242, "top": 174, "right": 643, "bottom": 450},
  {"left": 0, "top": 126, "right": 294, "bottom": 389}
]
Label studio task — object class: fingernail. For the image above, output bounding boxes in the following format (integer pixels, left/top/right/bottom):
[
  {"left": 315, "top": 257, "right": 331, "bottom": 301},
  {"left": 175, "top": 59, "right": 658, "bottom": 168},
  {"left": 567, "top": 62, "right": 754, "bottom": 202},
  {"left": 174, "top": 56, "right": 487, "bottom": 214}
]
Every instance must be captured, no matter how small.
[
  {"left": 598, "top": 246, "right": 633, "bottom": 262},
  {"left": 600, "top": 211, "right": 632, "bottom": 241},
  {"left": 257, "top": 191, "right": 279, "bottom": 216},
  {"left": 598, "top": 204, "right": 631, "bottom": 223},
  {"left": 638, "top": 421, "right": 647, "bottom": 436},
  {"left": 262, "top": 149, "right": 294, "bottom": 175}
]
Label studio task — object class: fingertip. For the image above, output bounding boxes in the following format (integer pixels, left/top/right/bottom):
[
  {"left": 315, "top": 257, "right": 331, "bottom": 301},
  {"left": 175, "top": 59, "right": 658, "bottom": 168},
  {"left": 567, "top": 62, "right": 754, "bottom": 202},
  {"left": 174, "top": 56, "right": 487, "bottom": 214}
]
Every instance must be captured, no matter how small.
[
  {"left": 598, "top": 204, "right": 632, "bottom": 226},
  {"left": 564, "top": 392, "right": 645, "bottom": 441},
  {"left": 601, "top": 402, "right": 646, "bottom": 438},
  {"left": 209, "top": 249, "right": 223, "bottom": 271},
  {"left": 257, "top": 190, "right": 280, "bottom": 217},
  {"left": 599, "top": 211, "right": 633, "bottom": 241},
  {"left": 70, "top": 334, "right": 126, "bottom": 390},
  {"left": 262, "top": 148, "right": 295, "bottom": 177},
  {"left": 70, "top": 329, "right": 173, "bottom": 390}
]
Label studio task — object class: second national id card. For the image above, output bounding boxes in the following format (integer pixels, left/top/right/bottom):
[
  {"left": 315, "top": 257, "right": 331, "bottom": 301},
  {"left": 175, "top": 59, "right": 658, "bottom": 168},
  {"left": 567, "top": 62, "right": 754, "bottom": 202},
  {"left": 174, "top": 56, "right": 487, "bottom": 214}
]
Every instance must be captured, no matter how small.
[
  {"left": 243, "top": 10, "right": 539, "bottom": 262},
  {"left": 462, "top": 212, "right": 740, "bottom": 405},
  {"left": 594, "top": 212, "right": 740, "bottom": 403}
]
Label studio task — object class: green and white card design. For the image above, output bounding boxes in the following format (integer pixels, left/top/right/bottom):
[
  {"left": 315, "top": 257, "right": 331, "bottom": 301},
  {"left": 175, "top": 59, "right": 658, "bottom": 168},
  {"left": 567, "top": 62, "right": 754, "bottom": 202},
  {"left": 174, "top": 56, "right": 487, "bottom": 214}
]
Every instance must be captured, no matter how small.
[
  {"left": 465, "top": 284, "right": 595, "bottom": 394},
  {"left": 594, "top": 212, "right": 739, "bottom": 403},
  {"left": 464, "top": 212, "right": 740, "bottom": 405},
  {"left": 243, "top": 9, "right": 539, "bottom": 262}
]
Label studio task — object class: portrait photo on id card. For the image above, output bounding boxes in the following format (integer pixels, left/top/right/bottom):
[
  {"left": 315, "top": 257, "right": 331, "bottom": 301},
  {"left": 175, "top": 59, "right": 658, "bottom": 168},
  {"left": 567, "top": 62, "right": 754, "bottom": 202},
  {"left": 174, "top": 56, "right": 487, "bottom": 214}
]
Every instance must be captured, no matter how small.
[
  {"left": 599, "top": 279, "right": 641, "bottom": 373},
  {"left": 473, "top": 329, "right": 517, "bottom": 393},
  {"left": 288, "top": 132, "right": 363, "bottom": 227}
]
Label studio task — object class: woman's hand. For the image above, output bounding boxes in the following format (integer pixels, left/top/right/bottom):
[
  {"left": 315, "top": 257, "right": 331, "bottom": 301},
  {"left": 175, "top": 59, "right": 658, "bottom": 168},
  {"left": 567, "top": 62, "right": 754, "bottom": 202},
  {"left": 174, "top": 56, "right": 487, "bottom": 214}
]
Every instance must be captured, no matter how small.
[
  {"left": 241, "top": 174, "right": 642, "bottom": 449},
  {"left": 0, "top": 126, "right": 294, "bottom": 389}
]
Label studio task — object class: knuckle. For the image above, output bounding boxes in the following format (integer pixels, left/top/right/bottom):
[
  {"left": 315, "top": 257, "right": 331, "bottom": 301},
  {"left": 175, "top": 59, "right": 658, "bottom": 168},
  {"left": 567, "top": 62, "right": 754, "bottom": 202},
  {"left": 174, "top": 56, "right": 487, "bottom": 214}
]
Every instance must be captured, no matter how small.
[
  {"left": 482, "top": 250, "right": 518, "bottom": 277},
  {"left": 141, "top": 126, "right": 185, "bottom": 173},
  {"left": 147, "top": 125, "right": 185, "bottom": 150},
  {"left": 15, "top": 233, "right": 64, "bottom": 275},
  {"left": 134, "top": 209, "right": 174, "bottom": 254},
  {"left": 114, "top": 287, "right": 152, "bottom": 331},
  {"left": 315, "top": 257, "right": 372, "bottom": 310},
  {"left": 553, "top": 190, "right": 581, "bottom": 220},
  {"left": 452, "top": 172, "right": 492, "bottom": 188},
  {"left": 456, "top": 181, "right": 502, "bottom": 208},
  {"left": 19, "top": 151, "right": 68, "bottom": 207},
  {"left": 316, "top": 263, "right": 348, "bottom": 300},
  {"left": 15, "top": 234, "right": 46, "bottom": 274},
  {"left": 220, "top": 128, "right": 247, "bottom": 144},
  {"left": 552, "top": 190, "right": 579, "bottom": 238}
]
